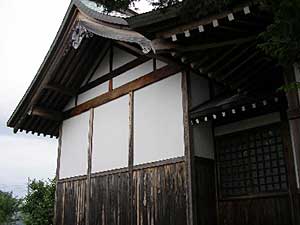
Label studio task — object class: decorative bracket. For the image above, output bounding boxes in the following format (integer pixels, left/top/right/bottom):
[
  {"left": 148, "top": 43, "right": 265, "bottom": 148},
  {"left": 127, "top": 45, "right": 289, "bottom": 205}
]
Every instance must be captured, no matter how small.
[{"left": 71, "top": 23, "right": 93, "bottom": 49}]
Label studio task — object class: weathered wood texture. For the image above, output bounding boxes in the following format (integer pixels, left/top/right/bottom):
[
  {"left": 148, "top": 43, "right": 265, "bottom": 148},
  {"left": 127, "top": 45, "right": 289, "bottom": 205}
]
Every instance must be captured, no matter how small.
[
  {"left": 56, "top": 161, "right": 186, "bottom": 225},
  {"left": 132, "top": 161, "right": 186, "bottom": 225},
  {"left": 89, "top": 171, "right": 130, "bottom": 225},
  {"left": 194, "top": 157, "right": 217, "bottom": 225},
  {"left": 218, "top": 195, "right": 292, "bottom": 225},
  {"left": 55, "top": 179, "right": 86, "bottom": 225}
]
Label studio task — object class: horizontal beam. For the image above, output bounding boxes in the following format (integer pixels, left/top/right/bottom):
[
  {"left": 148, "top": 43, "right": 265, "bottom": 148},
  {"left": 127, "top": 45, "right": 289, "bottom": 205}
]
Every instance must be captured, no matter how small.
[
  {"left": 177, "top": 36, "right": 256, "bottom": 53},
  {"left": 44, "top": 84, "right": 77, "bottom": 96},
  {"left": 79, "top": 56, "right": 150, "bottom": 94},
  {"left": 156, "top": 4, "right": 251, "bottom": 39},
  {"left": 28, "top": 106, "right": 63, "bottom": 121},
  {"left": 65, "top": 65, "right": 182, "bottom": 119}
]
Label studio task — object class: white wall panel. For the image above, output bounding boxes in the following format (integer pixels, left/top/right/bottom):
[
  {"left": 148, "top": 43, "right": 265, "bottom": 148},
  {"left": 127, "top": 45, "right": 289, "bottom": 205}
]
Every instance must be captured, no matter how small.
[
  {"left": 113, "top": 60, "right": 153, "bottom": 89},
  {"left": 190, "top": 72, "right": 210, "bottom": 108},
  {"left": 113, "top": 47, "right": 137, "bottom": 69},
  {"left": 60, "top": 112, "right": 89, "bottom": 179},
  {"left": 77, "top": 81, "right": 109, "bottom": 105},
  {"left": 134, "top": 73, "right": 184, "bottom": 165},
  {"left": 92, "top": 95, "right": 129, "bottom": 173},
  {"left": 156, "top": 60, "right": 167, "bottom": 69},
  {"left": 193, "top": 122, "right": 215, "bottom": 159}
]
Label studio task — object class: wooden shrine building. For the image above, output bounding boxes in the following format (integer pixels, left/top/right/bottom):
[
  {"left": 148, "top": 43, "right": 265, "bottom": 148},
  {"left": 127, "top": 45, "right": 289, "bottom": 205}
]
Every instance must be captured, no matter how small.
[{"left": 7, "top": 0, "right": 300, "bottom": 224}]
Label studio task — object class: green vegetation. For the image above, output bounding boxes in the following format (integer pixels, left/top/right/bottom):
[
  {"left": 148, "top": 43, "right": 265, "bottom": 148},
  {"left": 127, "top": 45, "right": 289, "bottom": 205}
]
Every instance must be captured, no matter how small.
[
  {"left": 0, "top": 191, "right": 20, "bottom": 225},
  {"left": 21, "top": 179, "right": 55, "bottom": 225}
]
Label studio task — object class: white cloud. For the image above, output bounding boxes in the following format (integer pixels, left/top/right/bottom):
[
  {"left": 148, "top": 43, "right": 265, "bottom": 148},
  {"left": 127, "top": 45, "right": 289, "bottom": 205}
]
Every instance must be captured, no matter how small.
[{"left": 0, "top": 135, "right": 57, "bottom": 197}]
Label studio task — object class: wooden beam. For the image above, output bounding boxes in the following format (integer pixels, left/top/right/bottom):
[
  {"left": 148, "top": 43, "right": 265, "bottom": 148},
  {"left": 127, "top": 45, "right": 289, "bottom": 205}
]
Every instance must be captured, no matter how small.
[
  {"left": 29, "top": 106, "right": 63, "bottom": 121},
  {"left": 211, "top": 43, "right": 256, "bottom": 78},
  {"left": 177, "top": 36, "right": 256, "bottom": 53},
  {"left": 85, "top": 108, "right": 94, "bottom": 225},
  {"left": 84, "top": 41, "right": 111, "bottom": 86},
  {"left": 109, "top": 44, "right": 114, "bottom": 91},
  {"left": 182, "top": 71, "right": 197, "bottom": 225},
  {"left": 44, "top": 84, "right": 77, "bottom": 96},
  {"left": 202, "top": 44, "right": 242, "bottom": 73},
  {"left": 79, "top": 56, "right": 150, "bottom": 94},
  {"left": 156, "top": 4, "right": 252, "bottom": 39},
  {"left": 53, "top": 125, "right": 62, "bottom": 225},
  {"left": 128, "top": 91, "right": 134, "bottom": 225},
  {"left": 65, "top": 65, "right": 182, "bottom": 119},
  {"left": 218, "top": 51, "right": 259, "bottom": 82}
]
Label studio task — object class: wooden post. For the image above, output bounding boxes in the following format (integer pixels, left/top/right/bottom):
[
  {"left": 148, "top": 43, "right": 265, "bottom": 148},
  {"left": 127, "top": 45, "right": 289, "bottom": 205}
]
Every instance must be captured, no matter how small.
[
  {"left": 109, "top": 44, "right": 114, "bottom": 91},
  {"left": 54, "top": 125, "right": 62, "bottom": 225},
  {"left": 182, "top": 71, "right": 197, "bottom": 225},
  {"left": 284, "top": 64, "right": 300, "bottom": 225},
  {"left": 128, "top": 91, "right": 134, "bottom": 225},
  {"left": 85, "top": 108, "right": 94, "bottom": 225}
]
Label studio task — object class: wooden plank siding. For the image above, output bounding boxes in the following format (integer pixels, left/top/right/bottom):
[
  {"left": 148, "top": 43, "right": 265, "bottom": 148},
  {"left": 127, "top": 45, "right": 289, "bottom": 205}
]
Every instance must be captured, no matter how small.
[
  {"left": 55, "top": 179, "right": 87, "bottom": 225},
  {"left": 55, "top": 160, "right": 186, "bottom": 225},
  {"left": 132, "top": 161, "right": 186, "bottom": 225},
  {"left": 89, "top": 171, "right": 130, "bottom": 225},
  {"left": 218, "top": 195, "right": 292, "bottom": 225}
]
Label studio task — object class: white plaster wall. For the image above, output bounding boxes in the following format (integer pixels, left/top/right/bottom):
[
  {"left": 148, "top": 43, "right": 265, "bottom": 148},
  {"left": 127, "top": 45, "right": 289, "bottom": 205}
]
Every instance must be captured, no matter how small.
[
  {"left": 113, "top": 47, "right": 137, "bottom": 69},
  {"left": 156, "top": 60, "right": 167, "bottom": 69},
  {"left": 134, "top": 73, "right": 184, "bottom": 165},
  {"left": 92, "top": 95, "right": 129, "bottom": 173},
  {"left": 193, "top": 121, "right": 215, "bottom": 159},
  {"left": 59, "top": 112, "right": 89, "bottom": 179},
  {"left": 215, "top": 112, "right": 281, "bottom": 136},
  {"left": 77, "top": 81, "right": 109, "bottom": 105},
  {"left": 113, "top": 60, "right": 153, "bottom": 88},
  {"left": 190, "top": 72, "right": 210, "bottom": 108}
]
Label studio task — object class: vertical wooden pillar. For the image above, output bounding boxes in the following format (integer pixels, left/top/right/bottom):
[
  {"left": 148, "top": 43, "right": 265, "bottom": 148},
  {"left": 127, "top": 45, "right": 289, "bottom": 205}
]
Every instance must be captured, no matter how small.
[
  {"left": 284, "top": 64, "right": 300, "bottom": 224},
  {"left": 128, "top": 91, "right": 134, "bottom": 225},
  {"left": 54, "top": 125, "right": 62, "bottom": 225},
  {"left": 109, "top": 44, "right": 114, "bottom": 91},
  {"left": 182, "top": 71, "right": 197, "bottom": 225},
  {"left": 86, "top": 108, "right": 94, "bottom": 225}
]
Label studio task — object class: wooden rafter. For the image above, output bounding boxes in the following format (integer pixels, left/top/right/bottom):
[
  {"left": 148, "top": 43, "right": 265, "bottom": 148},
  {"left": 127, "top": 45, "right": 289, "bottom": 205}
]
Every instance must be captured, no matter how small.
[
  {"left": 84, "top": 41, "right": 111, "bottom": 86},
  {"left": 156, "top": 4, "right": 252, "bottom": 39},
  {"left": 28, "top": 106, "right": 63, "bottom": 121},
  {"left": 176, "top": 36, "right": 256, "bottom": 53},
  {"left": 218, "top": 50, "right": 259, "bottom": 82},
  {"left": 44, "top": 84, "right": 77, "bottom": 96},
  {"left": 79, "top": 56, "right": 150, "bottom": 94},
  {"left": 211, "top": 43, "right": 256, "bottom": 79}
]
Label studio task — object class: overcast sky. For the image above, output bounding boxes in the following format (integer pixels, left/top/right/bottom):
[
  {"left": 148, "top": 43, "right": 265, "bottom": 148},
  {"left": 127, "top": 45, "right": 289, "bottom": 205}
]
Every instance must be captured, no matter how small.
[{"left": 0, "top": 0, "right": 152, "bottom": 197}]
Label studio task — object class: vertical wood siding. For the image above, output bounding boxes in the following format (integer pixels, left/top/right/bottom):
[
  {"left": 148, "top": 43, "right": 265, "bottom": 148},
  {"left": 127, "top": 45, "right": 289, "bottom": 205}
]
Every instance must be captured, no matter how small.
[
  {"left": 218, "top": 195, "right": 292, "bottom": 225},
  {"left": 55, "top": 179, "right": 86, "bottom": 225},
  {"left": 132, "top": 162, "right": 186, "bottom": 225},
  {"left": 89, "top": 171, "right": 130, "bottom": 225},
  {"left": 55, "top": 161, "right": 186, "bottom": 225}
]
